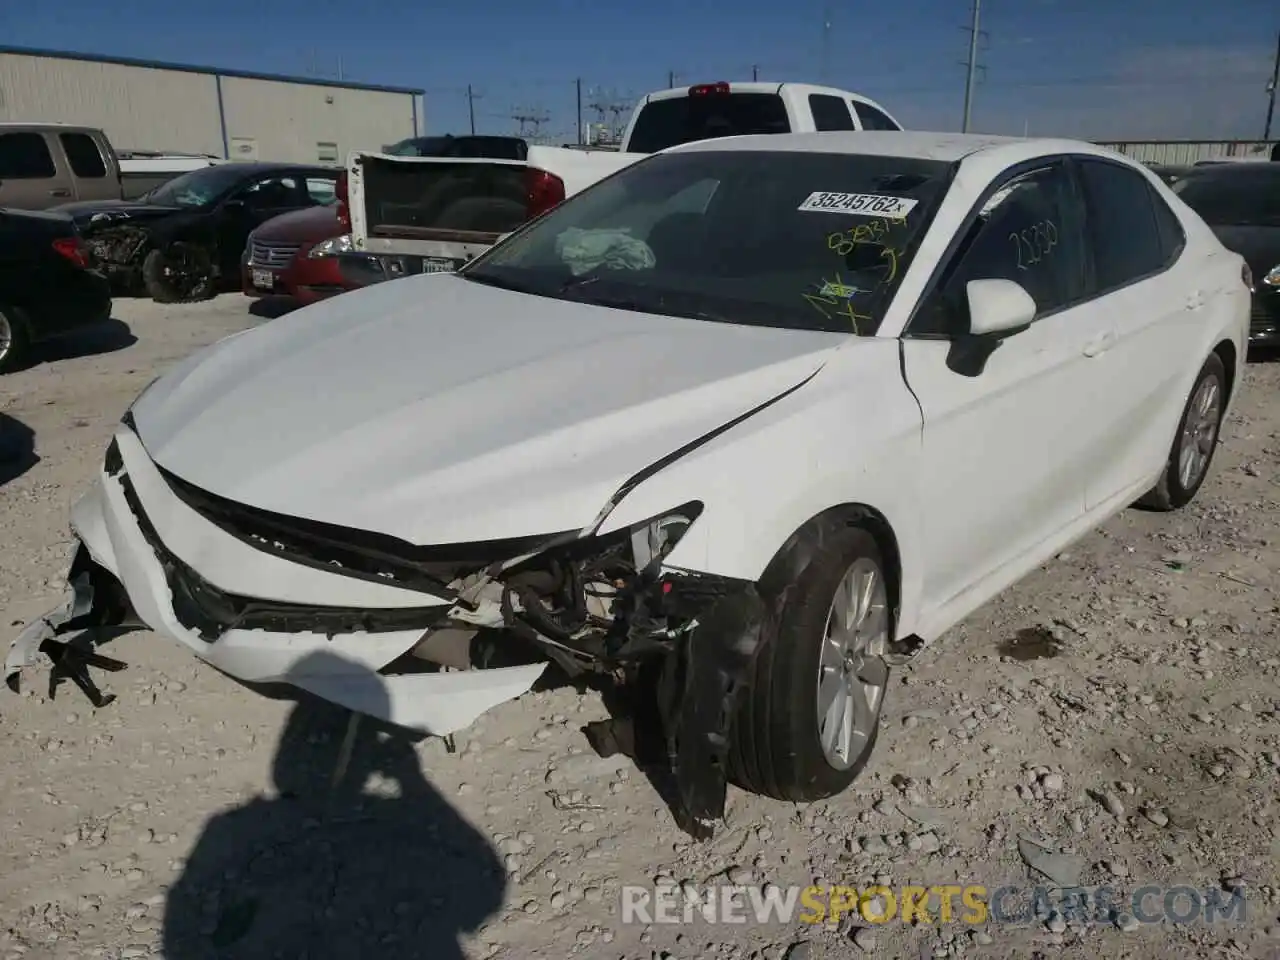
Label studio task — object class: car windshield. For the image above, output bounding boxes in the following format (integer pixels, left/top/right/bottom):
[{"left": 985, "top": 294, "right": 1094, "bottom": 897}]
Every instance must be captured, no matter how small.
[
  {"left": 462, "top": 148, "right": 953, "bottom": 335},
  {"left": 144, "top": 166, "right": 256, "bottom": 207},
  {"left": 1173, "top": 170, "right": 1280, "bottom": 226}
]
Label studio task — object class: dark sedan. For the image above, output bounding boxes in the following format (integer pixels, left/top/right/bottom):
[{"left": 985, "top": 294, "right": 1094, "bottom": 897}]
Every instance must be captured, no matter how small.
[
  {"left": 55, "top": 162, "right": 340, "bottom": 303},
  {"left": 1173, "top": 162, "right": 1280, "bottom": 349},
  {"left": 0, "top": 207, "right": 111, "bottom": 373}
]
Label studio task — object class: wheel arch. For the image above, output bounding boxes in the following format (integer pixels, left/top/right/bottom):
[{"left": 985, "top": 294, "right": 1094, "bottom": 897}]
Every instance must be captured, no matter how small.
[
  {"left": 1212, "top": 338, "right": 1237, "bottom": 405},
  {"left": 756, "top": 502, "right": 905, "bottom": 646}
]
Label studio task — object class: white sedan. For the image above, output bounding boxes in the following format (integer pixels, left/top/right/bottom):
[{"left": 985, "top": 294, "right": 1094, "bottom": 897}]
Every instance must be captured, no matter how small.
[{"left": 7, "top": 131, "right": 1250, "bottom": 837}]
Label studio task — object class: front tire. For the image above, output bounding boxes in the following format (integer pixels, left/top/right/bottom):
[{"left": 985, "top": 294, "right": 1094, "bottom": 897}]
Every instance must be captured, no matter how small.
[
  {"left": 730, "top": 525, "right": 891, "bottom": 802},
  {"left": 1138, "top": 353, "right": 1226, "bottom": 511},
  {"left": 142, "top": 244, "right": 216, "bottom": 303}
]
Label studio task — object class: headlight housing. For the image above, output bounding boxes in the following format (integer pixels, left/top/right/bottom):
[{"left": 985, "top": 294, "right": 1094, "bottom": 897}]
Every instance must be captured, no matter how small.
[
  {"left": 1263, "top": 264, "right": 1280, "bottom": 288},
  {"left": 308, "top": 234, "right": 354, "bottom": 258},
  {"left": 627, "top": 503, "right": 702, "bottom": 572}
]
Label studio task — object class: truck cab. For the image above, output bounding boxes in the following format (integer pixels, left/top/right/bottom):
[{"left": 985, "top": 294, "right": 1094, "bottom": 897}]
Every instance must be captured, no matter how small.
[
  {"left": 622, "top": 81, "right": 902, "bottom": 151},
  {"left": 0, "top": 123, "right": 122, "bottom": 210}
]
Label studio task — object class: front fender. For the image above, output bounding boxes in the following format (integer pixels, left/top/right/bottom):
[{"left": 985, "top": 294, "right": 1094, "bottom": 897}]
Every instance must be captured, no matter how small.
[{"left": 597, "top": 338, "right": 929, "bottom": 639}]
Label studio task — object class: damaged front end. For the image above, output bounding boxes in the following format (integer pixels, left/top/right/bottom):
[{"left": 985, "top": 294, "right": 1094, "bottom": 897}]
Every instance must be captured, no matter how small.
[
  {"left": 7, "top": 426, "right": 766, "bottom": 839},
  {"left": 166, "top": 479, "right": 767, "bottom": 839},
  {"left": 80, "top": 218, "right": 150, "bottom": 290}
]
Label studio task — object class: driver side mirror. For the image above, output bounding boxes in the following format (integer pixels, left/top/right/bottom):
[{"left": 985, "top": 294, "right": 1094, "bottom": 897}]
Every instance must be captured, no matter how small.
[
  {"left": 965, "top": 279, "right": 1036, "bottom": 338},
  {"left": 944, "top": 279, "right": 1037, "bottom": 378}
]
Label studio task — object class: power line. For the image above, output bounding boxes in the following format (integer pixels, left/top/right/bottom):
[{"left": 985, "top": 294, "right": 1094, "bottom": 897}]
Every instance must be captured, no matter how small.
[
  {"left": 1265, "top": 29, "right": 1280, "bottom": 140},
  {"left": 820, "top": 3, "right": 833, "bottom": 84},
  {"left": 466, "top": 84, "right": 482, "bottom": 135},
  {"left": 511, "top": 105, "right": 551, "bottom": 139},
  {"left": 960, "top": 0, "right": 986, "bottom": 132}
]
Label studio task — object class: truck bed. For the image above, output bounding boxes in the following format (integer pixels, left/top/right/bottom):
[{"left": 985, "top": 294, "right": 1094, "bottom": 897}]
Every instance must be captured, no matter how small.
[{"left": 349, "top": 146, "right": 640, "bottom": 266}]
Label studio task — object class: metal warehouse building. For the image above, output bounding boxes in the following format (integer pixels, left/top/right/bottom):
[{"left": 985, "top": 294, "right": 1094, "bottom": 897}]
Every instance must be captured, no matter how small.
[{"left": 0, "top": 46, "right": 424, "bottom": 164}]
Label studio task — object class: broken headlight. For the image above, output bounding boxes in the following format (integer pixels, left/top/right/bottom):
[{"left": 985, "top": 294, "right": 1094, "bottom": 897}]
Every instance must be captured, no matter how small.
[{"left": 626, "top": 502, "right": 703, "bottom": 573}]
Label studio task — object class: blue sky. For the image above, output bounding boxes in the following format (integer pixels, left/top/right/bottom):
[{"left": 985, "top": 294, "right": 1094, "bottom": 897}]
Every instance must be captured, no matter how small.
[{"left": 2, "top": 0, "right": 1277, "bottom": 142}]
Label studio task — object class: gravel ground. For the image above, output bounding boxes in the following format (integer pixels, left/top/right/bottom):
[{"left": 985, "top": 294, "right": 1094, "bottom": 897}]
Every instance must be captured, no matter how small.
[{"left": 2, "top": 295, "right": 1279, "bottom": 960}]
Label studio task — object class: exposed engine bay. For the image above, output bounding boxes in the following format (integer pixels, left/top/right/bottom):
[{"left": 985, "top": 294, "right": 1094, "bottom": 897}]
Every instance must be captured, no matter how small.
[
  {"left": 435, "top": 506, "right": 702, "bottom": 674},
  {"left": 84, "top": 222, "right": 150, "bottom": 288}
]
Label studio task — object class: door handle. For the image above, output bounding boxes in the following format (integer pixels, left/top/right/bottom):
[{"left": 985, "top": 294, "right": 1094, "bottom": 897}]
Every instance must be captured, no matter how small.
[
  {"left": 1081, "top": 330, "right": 1116, "bottom": 358},
  {"left": 48, "top": 188, "right": 70, "bottom": 198}
]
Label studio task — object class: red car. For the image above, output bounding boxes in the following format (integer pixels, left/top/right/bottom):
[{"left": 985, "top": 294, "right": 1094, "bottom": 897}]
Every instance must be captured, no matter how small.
[{"left": 240, "top": 203, "right": 362, "bottom": 306}]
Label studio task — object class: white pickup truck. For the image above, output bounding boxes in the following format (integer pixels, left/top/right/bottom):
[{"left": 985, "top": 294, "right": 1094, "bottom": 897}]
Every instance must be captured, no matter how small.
[{"left": 346, "top": 81, "right": 904, "bottom": 277}]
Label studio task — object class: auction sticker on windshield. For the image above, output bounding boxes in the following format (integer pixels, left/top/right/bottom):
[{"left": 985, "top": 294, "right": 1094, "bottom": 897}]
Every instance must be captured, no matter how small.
[{"left": 798, "top": 192, "right": 918, "bottom": 218}]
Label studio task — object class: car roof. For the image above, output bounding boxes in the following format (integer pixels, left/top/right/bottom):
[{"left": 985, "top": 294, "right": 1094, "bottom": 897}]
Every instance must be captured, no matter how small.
[{"left": 669, "top": 130, "right": 1145, "bottom": 170}]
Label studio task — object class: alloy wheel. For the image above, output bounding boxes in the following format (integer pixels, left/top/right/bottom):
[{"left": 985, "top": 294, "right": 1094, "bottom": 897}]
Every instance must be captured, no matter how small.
[{"left": 816, "top": 557, "right": 890, "bottom": 770}]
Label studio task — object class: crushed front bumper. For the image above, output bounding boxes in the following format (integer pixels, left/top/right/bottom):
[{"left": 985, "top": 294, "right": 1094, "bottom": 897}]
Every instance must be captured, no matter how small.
[{"left": 5, "top": 423, "right": 545, "bottom": 733}]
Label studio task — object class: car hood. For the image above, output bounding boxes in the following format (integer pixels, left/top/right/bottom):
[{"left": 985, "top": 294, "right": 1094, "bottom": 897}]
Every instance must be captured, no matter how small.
[
  {"left": 131, "top": 274, "right": 845, "bottom": 546},
  {"left": 54, "top": 199, "right": 185, "bottom": 229},
  {"left": 250, "top": 205, "right": 343, "bottom": 245}
]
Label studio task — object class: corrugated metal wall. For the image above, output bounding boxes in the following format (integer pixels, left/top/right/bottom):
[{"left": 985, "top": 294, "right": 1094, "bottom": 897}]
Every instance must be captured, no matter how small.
[
  {"left": 0, "top": 51, "right": 421, "bottom": 162},
  {"left": 0, "top": 52, "right": 223, "bottom": 155},
  {"left": 220, "top": 77, "right": 416, "bottom": 164},
  {"left": 1097, "top": 140, "right": 1277, "bottom": 165}
]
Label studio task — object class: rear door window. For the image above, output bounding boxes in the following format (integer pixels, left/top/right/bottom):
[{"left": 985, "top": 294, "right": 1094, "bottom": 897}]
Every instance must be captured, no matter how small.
[
  {"left": 851, "top": 101, "right": 901, "bottom": 131},
  {"left": 627, "top": 93, "right": 790, "bottom": 153},
  {"left": 59, "top": 133, "right": 107, "bottom": 178},
  {"left": 0, "top": 132, "right": 57, "bottom": 179},
  {"left": 1149, "top": 186, "right": 1186, "bottom": 264},
  {"left": 305, "top": 176, "right": 338, "bottom": 205},
  {"left": 809, "top": 94, "right": 855, "bottom": 131},
  {"left": 1076, "top": 158, "right": 1166, "bottom": 292}
]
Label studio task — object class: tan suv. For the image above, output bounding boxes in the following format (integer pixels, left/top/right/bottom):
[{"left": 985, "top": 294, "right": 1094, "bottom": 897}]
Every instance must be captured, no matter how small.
[{"left": 0, "top": 123, "right": 122, "bottom": 210}]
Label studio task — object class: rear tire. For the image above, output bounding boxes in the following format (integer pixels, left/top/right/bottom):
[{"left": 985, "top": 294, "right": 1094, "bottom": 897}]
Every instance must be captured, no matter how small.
[
  {"left": 143, "top": 244, "right": 216, "bottom": 304},
  {"left": 0, "top": 304, "right": 30, "bottom": 375},
  {"left": 1138, "top": 353, "right": 1226, "bottom": 511},
  {"left": 729, "top": 525, "right": 891, "bottom": 802}
]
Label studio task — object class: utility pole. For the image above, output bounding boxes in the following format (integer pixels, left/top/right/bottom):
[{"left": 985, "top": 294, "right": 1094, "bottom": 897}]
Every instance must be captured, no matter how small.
[
  {"left": 668, "top": 69, "right": 676, "bottom": 88},
  {"left": 820, "top": 4, "right": 832, "bottom": 83},
  {"left": 511, "top": 106, "right": 550, "bottom": 140},
  {"left": 752, "top": 64, "right": 760, "bottom": 81},
  {"left": 575, "top": 78, "right": 583, "bottom": 145},
  {"left": 467, "top": 84, "right": 479, "bottom": 135},
  {"left": 961, "top": 0, "right": 984, "bottom": 133},
  {"left": 1265, "top": 29, "right": 1280, "bottom": 140}
]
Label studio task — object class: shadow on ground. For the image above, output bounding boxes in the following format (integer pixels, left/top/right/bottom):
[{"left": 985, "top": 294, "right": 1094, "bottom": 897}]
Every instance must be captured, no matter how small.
[
  {"left": 0, "top": 412, "right": 38, "bottom": 485},
  {"left": 39, "top": 318, "right": 137, "bottom": 363},
  {"left": 163, "top": 651, "right": 505, "bottom": 960},
  {"left": 248, "top": 298, "right": 297, "bottom": 320}
]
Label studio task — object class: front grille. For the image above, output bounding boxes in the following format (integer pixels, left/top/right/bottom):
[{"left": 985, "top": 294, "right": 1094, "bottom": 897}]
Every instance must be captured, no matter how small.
[
  {"left": 116, "top": 473, "right": 448, "bottom": 640},
  {"left": 248, "top": 240, "right": 302, "bottom": 269},
  {"left": 155, "top": 466, "right": 575, "bottom": 601}
]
